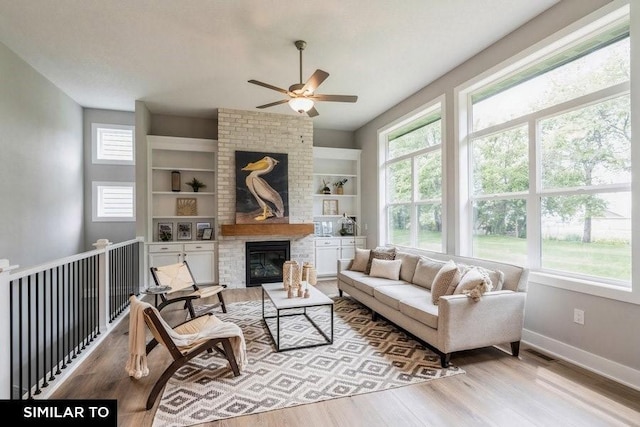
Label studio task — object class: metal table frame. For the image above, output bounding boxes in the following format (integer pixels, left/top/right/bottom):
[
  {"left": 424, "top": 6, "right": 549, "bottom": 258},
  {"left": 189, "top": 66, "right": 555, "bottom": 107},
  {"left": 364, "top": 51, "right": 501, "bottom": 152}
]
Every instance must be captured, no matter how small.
[{"left": 261, "top": 287, "right": 334, "bottom": 352}]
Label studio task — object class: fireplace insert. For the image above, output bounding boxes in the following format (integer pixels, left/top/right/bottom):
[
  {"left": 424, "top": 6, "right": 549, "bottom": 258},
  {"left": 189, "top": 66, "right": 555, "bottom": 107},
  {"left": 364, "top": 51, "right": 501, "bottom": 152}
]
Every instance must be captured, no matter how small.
[{"left": 245, "top": 240, "right": 290, "bottom": 287}]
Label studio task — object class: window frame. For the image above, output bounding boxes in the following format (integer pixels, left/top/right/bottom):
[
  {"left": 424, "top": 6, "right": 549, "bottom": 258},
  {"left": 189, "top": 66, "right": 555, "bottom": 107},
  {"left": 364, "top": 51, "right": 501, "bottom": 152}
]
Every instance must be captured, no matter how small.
[
  {"left": 91, "top": 123, "right": 135, "bottom": 165},
  {"left": 92, "top": 181, "right": 136, "bottom": 222},
  {"left": 455, "top": 2, "right": 637, "bottom": 303},
  {"left": 378, "top": 96, "right": 446, "bottom": 252}
]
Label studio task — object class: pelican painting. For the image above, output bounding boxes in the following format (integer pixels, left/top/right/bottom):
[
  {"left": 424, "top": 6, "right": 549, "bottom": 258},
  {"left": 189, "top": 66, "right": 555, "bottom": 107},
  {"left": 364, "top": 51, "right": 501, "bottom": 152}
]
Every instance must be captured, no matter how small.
[{"left": 235, "top": 151, "right": 289, "bottom": 224}]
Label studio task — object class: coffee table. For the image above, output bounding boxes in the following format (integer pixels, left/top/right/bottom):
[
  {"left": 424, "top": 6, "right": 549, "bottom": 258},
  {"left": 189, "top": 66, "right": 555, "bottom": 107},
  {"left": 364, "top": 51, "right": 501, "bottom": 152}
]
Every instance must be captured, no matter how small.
[{"left": 261, "top": 282, "right": 334, "bottom": 352}]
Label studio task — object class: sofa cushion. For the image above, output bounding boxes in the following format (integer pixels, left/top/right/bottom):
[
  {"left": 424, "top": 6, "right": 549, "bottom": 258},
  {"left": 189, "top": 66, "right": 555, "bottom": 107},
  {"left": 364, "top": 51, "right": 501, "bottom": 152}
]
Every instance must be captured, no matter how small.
[
  {"left": 457, "top": 263, "right": 505, "bottom": 291},
  {"left": 365, "top": 246, "right": 396, "bottom": 274},
  {"left": 352, "top": 276, "right": 405, "bottom": 296},
  {"left": 338, "top": 269, "right": 367, "bottom": 287},
  {"left": 369, "top": 258, "right": 402, "bottom": 280},
  {"left": 399, "top": 298, "right": 439, "bottom": 329},
  {"left": 412, "top": 257, "right": 446, "bottom": 290},
  {"left": 431, "top": 260, "right": 461, "bottom": 305},
  {"left": 374, "top": 284, "right": 431, "bottom": 311},
  {"left": 350, "top": 247, "right": 371, "bottom": 272},
  {"left": 395, "top": 251, "right": 421, "bottom": 283},
  {"left": 454, "top": 266, "right": 492, "bottom": 294}
]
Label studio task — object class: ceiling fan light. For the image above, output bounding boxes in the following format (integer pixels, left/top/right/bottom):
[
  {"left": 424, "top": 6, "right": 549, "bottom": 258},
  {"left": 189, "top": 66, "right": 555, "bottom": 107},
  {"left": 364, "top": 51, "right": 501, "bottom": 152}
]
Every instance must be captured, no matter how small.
[{"left": 288, "top": 97, "right": 314, "bottom": 113}]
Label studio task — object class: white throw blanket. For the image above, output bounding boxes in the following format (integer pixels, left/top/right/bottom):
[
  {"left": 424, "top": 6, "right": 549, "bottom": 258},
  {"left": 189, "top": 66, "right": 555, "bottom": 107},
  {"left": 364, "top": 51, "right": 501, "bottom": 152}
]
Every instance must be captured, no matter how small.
[
  {"left": 126, "top": 295, "right": 151, "bottom": 378},
  {"left": 126, "top": 296, "right": 248, "bottom": 378}
]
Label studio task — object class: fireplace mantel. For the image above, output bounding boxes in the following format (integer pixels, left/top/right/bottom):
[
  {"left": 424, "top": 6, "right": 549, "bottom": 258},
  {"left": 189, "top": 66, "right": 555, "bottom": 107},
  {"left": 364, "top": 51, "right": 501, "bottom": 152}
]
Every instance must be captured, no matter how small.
[{"left": 221, "top": 223, "right": 315, "bottom": 237}]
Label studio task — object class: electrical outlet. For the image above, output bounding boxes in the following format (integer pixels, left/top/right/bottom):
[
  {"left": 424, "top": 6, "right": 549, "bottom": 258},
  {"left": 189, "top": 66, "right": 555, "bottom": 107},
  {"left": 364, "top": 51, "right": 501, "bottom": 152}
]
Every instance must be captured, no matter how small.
[{"left": 573, "top": 308, "right": 585, "bottom": 325}]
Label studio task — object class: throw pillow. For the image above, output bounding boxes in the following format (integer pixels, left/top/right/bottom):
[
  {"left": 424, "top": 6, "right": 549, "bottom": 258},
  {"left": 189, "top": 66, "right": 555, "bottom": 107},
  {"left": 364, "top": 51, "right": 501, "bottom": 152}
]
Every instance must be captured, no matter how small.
[
  {"left": 365, "top": 246, "right": 396, "bottom": 274},
  {"left": 369, "top": 258, "right": 403, "bottom": 280},
  {"left": 395, "top": 251, "right": 421, "bottom": 283},
  {"left": 412, "top": 257, "right": 446, "bottom": 290},
  {"left": 457, "top": 263, "right": 505, "bottom": 291},
  {"left": 350, "top": 247, "right": 371, "bottom": 272},
  {"left": 454, "top": 267, "right": 491, "bottom": 294},
  {"left": 431, "top": 260, "right": 461, "bottom": 305}
]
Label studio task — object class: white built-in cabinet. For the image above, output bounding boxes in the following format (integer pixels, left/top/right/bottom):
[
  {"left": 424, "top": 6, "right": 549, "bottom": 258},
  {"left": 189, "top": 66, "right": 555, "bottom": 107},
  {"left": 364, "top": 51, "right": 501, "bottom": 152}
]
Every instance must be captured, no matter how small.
[
  {"left": 314, "top": 236, "right": 367, "bottom": 277},
  {"left": 146, "top": 135, "right": 218, "bottom": 285},
  {"left": 312, "top": 147, "right": 365, "bottom": 277}
]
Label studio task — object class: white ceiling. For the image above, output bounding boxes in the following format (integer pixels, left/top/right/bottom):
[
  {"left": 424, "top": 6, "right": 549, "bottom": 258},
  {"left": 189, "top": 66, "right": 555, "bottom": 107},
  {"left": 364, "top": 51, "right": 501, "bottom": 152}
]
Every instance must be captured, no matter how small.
[{"left": 0, "top": 0, "right": 559, "bottom": 131}]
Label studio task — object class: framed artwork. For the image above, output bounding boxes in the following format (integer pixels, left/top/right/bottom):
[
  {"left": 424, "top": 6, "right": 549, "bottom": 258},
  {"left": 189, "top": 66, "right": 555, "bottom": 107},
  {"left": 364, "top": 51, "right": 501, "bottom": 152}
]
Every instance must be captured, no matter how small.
[
  {"left": 235, "top": 151, "right": 289, "bottom": 224},
  {"left": 322, "top": 199, "right": 338, "bottom": 216},
  {"left": 202, "top": 228, "right": 213, "bottom": 240},
  {"left": 177, "top": 222, "right": 192, "bottom": 240},
  {"left": 314, "top": 221, "right": 322, "bottom": 236},
  {"left": 158, "top": 223, "right": 173, "bottom": 242},
  {"left": 321, "top": 221, "right": 333, "bottom": 236},
  {"left": 176, "top": 198, "right": 197, "bottom": 216},
  {"left": 196, "top": 222, "right": 211, "bottom": 240}
]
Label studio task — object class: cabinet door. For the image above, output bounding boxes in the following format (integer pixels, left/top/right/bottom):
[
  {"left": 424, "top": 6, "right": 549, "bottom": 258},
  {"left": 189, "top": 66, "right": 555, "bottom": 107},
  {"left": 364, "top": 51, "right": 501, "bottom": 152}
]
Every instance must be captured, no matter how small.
[
  {"left": 315, "top": 246, "right": 340, "bottom": 276},
  {"left": 184, "top": 251, "right": 215, "bottom": 285},
  {"left": 340, "top": 245, "right": 355, "bottom": 260}
]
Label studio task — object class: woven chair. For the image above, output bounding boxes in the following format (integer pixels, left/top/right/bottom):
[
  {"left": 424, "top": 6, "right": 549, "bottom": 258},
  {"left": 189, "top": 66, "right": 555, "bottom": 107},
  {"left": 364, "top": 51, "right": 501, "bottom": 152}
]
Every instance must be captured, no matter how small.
[
  {"left": 142, "top": 306, "right": 241, "bottom": 410},
  {"left": 149, "top": 261, "right": 226, "bottom": 318}
]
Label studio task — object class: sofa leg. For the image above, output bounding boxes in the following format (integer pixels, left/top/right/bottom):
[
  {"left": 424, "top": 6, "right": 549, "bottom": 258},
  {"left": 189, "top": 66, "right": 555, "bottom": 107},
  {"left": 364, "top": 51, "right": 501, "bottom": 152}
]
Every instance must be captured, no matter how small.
[
  {"left": 338, "top": 289, "right": 343, "bottom": 297},
  {"left": 440, "top": 353, "right": 451, "bottom": 368},
  {"left": 510, "top": 341, "right": 520, "bottom": 357},
  {"left": 371, "top": 311, "right": 378, "bottom": 321}
]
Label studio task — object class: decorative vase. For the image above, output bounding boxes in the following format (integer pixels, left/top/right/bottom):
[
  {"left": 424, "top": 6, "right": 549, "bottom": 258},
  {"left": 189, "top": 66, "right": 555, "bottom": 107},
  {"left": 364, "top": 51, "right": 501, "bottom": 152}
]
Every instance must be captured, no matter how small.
[
  {"left": 171, "top": 171, "right": 181, "bottom": 192},
  {"left": 336, "top": 186, "right": 344, "bottom": 195},
  {"left": 302, "top": 262, "right": 317, "bottom": 286},
  {"left": 283, "top": 260, "right": 301, "bottom": 290},
  {"left": 322, "top": 186, "right": 331, "bottom": 194}
]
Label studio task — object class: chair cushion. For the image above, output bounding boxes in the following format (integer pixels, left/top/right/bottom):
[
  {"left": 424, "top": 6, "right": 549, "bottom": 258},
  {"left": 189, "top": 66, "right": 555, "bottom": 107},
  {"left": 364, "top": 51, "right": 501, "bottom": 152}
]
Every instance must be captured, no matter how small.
[
  {"left": 194, "top": 285, "right": 225, "bottom": 299},
  {"left": 369, "top": 258, "right": 402, "bottom": 280},
  {"left": 374, "top": 284, "right": 431, "bottom": 311}
]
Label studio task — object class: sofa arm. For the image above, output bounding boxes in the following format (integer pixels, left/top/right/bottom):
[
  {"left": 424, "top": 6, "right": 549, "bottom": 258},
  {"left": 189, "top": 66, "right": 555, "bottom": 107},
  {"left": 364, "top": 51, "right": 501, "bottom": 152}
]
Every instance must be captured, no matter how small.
[
  {"left": 337, "top": 258, "right": 353, "bottom": 274},
  {"left": 437, "top": 290, "right": 526, "bottom": 354}
]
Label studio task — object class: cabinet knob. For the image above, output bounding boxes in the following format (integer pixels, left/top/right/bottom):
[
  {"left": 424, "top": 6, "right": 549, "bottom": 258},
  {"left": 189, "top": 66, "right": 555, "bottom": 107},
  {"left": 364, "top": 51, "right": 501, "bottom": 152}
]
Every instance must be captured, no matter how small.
[{"left": 160, "top": 247, "right": 169, "bottom": 250}]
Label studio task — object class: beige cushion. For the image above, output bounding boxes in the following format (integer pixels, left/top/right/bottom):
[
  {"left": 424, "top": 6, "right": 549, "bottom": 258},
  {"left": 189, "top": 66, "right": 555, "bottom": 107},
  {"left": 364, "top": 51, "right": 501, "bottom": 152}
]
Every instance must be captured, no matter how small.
[
  {"left": 457, "top": 263, "right": 505, "bottom": 291},
  {"left": 352, "top": 276, "right": 405, "bottom": 296},
  {"left": 350, "top": 248, "right": 371, "bottom": 272},
  {"left": 338, "top": 269, "right": 366, "bottom": 287},
  {"left": 374, "top": 284, "right": 431, "bottom": 311},
  {"left": 365, "top": 246, "right": 396, "bottom": 274},
  {"left": 431, "top": 260, "right": 461, "bottom": 305},
  {"left": 454, "top": 267, "right": 490, "bottom": 294},
  {"left": 369, "top": 258, "right": 402, "bottom": 280},
  {"left": 395, "top": 251, "right": 421, "bottom": 283},
  {"left": 412, "top": 257, "right": 446, "bottom": 290},
  {"left": 399, "top": 298, "right": 439, "bottom": 329}
]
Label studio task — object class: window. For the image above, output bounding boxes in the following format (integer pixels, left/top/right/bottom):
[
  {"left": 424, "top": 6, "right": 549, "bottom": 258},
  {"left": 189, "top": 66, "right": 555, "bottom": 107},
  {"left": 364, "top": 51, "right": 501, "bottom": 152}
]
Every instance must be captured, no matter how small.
[
  {"left": 91, "top": 123, "right": 135, "bottom": 165},
  {"left": 381, "top": 101, "right": 444, "bottom": 252},
  {"left": 92, "top": 182, "right": 135, "bottom": 222},
  {"left": 464, "top": 14, "right": 630, "bottom": 285}
]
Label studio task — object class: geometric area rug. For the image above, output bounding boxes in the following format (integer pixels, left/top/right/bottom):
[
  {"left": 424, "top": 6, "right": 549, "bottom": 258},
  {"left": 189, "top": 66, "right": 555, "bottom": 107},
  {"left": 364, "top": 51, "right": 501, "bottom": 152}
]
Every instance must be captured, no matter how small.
[{"left": 152, "top": 297, "right": 464, "bottom": 427}]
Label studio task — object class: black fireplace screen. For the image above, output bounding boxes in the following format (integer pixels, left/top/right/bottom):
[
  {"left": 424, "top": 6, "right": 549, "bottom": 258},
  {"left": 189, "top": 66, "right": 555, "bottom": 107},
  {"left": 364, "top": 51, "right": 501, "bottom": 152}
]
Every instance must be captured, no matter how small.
[{"left": 245, "top": 240, "right": 290, "bottom": 287}]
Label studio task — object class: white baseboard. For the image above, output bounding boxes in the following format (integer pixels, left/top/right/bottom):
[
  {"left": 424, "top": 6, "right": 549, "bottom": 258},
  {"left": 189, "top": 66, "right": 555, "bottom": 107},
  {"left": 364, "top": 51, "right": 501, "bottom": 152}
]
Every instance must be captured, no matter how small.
[{"left": 522, "top": 329, "right": 640, "bottom": 392}]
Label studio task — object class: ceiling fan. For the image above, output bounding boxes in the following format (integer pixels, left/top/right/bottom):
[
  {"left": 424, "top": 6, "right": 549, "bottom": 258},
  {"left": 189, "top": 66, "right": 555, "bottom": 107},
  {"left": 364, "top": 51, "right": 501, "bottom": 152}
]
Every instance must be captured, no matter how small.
[{"left": 248, "top": 40, "right": 358, "bottom": 117}]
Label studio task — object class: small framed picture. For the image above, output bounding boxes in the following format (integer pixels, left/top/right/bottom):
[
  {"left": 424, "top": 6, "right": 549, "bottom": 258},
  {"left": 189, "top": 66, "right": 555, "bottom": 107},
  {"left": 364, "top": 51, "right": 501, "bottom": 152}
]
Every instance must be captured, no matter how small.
[
  {"left": 177, "top": 222, "right": 192, "bottom": 240},
  {"left": 202, "top": 227, "right": 213, "bottom": 240},
  {"left": 176, "top": 198, "right": 197, "bottom": 216},
  {"left": 158, "top": 223, "right": 173, "bottom": 242},
  {"left": 322, "top": 199, "right": 339, "bottom": 216},
  {"left": 196, "top": 222, "right": 211, "bottom": 240},
  {"left": 314, "top": 221, "right": 322, "bottom": 236}
]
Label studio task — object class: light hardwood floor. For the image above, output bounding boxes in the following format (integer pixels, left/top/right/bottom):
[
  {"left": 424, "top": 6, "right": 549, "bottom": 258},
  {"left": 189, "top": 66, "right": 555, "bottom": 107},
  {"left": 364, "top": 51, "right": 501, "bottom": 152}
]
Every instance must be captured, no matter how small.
[{"left": 50, "top": 281, "right": 640, "bottom": 427}]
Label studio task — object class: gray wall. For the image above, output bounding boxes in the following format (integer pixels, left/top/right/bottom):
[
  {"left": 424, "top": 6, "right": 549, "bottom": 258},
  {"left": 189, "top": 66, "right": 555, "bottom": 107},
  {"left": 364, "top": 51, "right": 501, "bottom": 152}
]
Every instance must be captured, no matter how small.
[
  {"left": 355, "top": 0, "right": 640, "bottom": 382},
  {"left": 313, "top": 128, "right": 355, "bottom": 148},
  {"left": 83, "top": 108, "right": 136, "bottom": 248},
  {"left": 0, "top": 41, "right": 83, "bottom": 269},
  {"left": 149, "top": 113, "right": 217, "bottom": 140}
]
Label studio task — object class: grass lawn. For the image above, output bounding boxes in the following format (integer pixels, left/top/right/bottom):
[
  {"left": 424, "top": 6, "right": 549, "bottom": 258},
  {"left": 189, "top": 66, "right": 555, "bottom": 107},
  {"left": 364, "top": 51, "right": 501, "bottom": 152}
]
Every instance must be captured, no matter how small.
[{"left": 390, "top": 229, "right": 630, "bottom": 282}]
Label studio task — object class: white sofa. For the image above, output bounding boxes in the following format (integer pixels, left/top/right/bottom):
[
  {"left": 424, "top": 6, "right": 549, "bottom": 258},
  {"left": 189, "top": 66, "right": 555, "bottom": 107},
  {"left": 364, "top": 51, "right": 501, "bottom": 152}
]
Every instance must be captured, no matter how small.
[{"left": 337, "top": 248, "right": 528, "bottom": 367}]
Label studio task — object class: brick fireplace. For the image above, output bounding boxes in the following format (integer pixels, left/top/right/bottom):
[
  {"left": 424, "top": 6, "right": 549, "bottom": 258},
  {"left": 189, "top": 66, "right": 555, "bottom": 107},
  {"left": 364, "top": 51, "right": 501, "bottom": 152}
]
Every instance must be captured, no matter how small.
[{"left": 216, "top": 108, "right": 315, "bottom": 288}]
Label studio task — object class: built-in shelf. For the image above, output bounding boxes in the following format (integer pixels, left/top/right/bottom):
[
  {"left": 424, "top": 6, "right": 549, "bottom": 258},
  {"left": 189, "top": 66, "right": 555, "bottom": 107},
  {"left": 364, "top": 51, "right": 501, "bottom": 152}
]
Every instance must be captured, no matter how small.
[{"left": 221, "top": 223, "right": 315, "bottom": 236}]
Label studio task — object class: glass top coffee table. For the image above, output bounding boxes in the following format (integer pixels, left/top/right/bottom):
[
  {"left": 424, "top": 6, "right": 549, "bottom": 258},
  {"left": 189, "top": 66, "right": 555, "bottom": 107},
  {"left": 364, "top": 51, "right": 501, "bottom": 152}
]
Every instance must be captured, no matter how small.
[{"left": 261, "top": 282, "right": 334, "bottom": 352}]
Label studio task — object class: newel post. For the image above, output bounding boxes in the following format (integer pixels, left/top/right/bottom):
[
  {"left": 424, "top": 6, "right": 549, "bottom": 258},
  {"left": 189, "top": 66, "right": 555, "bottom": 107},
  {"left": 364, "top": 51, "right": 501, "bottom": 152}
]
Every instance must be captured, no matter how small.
[
  {"left": 93, "top": 239, "right": 112, "bottom": 332},
  {"left": 0, "top": 259, "right": 18, "bottom": 399}
]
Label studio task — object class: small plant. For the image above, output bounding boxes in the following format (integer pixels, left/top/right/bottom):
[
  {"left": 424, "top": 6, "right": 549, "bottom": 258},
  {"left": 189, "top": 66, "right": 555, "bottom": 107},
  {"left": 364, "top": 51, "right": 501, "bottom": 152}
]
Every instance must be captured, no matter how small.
[
  {"left": 186, "top": 177, "right": 206, "bottom": 192},
  {"left": 333, "top": 178, "right": 348, "bottom": 188}
]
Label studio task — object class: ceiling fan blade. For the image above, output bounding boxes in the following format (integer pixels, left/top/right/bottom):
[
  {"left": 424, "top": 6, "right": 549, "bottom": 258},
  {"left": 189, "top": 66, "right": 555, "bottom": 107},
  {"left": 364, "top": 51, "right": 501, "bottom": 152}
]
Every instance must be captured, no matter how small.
[
  {"left": 301, "top": 69, "right": 330, "bottom": 94},
  {"left": 256, "top": 99, "right": 289, "bottom": 109},
  {"left": 248, "top": 79, "right": 290, "bottom": 95},
  {"left": 307, "top": 106, "right": 319, "bottom": 117},
  {"left": 311, "top": 94, "right": 358, "bottom": 103}
]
